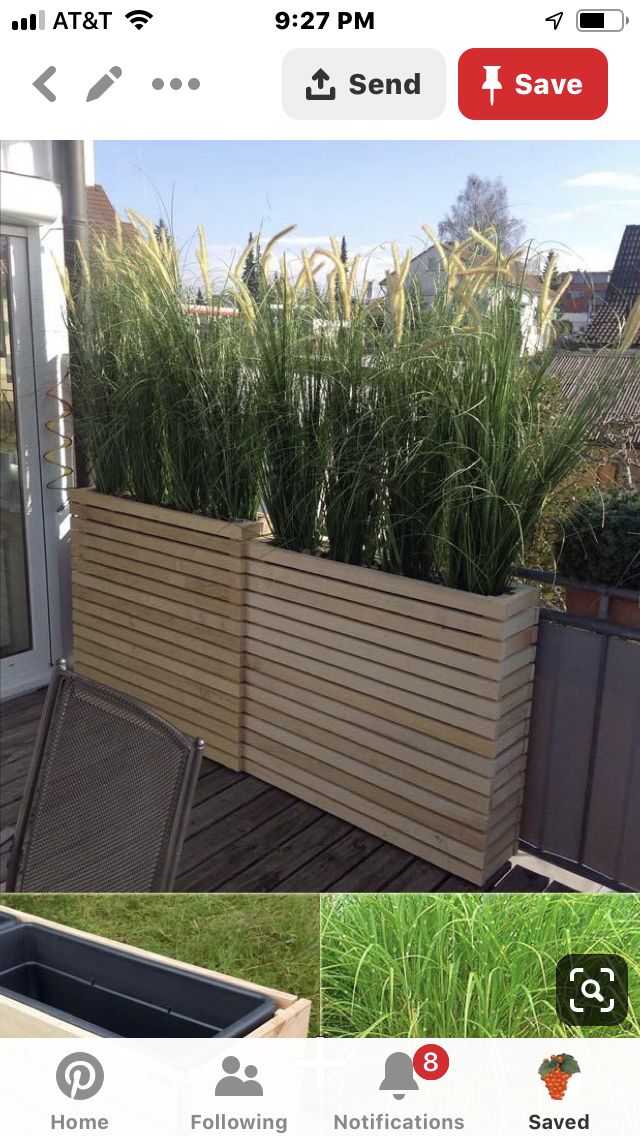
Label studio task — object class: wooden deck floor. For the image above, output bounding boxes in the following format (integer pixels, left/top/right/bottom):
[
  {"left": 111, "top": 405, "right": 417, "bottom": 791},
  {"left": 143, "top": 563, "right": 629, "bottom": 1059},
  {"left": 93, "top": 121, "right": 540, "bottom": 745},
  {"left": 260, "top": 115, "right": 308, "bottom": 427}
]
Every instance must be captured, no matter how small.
[{"left": 1, "top": 688, "right": 559, "bottom": 894}]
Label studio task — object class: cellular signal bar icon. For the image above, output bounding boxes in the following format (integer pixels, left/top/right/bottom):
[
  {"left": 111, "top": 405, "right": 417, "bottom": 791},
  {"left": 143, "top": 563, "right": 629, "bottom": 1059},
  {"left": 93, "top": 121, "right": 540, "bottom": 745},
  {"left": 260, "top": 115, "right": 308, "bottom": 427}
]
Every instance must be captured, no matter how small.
[{"left": 12, "top": 9, "right": 45, "bottom": 29}]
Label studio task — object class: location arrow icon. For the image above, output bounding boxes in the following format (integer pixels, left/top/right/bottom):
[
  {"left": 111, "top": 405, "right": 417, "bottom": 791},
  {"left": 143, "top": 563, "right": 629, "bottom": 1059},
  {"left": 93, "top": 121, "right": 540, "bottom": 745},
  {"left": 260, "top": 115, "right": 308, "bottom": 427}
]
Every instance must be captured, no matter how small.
[
  {"left": 33, "top": 65, "right": 57, "bottom": 102},
  {"left": 545, "top": 12, "right": 563, "bottom": 30}
]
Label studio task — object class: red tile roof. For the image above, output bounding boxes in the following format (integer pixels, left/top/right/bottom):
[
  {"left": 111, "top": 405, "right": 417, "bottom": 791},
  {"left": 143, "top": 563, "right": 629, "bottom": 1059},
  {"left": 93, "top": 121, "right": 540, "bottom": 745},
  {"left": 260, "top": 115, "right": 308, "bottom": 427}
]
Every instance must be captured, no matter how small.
[{"left": 86, "top": 184, "right": 136, "bottom": 243}]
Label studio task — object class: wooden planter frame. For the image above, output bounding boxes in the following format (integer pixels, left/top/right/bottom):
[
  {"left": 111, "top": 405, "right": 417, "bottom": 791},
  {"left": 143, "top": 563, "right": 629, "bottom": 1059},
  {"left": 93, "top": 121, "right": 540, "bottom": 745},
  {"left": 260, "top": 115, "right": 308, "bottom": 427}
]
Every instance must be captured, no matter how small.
[
  {"left": 70, "top": 489, "right": 261, "bottom": 771},
  {"left": 244, "top": 543, "right": 538, "bottom": 886},
  {"left": 0, "top": 906, "right": 311, "bottom": 1039},
  {"left": 69, "top": 491, "right": 539, "bottom": 886}
]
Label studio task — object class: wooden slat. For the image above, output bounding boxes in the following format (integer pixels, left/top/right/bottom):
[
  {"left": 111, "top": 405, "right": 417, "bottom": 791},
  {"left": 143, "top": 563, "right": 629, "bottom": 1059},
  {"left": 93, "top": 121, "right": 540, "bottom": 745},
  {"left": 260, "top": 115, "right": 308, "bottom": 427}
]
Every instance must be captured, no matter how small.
[
  {"left": 72, "top": 515, "right": 245, "bottom": 580},
  {"left": 247, "top": 568, "right": 537, "bottom": 645},
  {"left": 244, "top": 723, "right": 489, "bottom": 818},
  {"left": 247, "top": 590, "right": 536, "bottom": 664},
  {"left": 70, "top": 489, "right": 262, "bottom": 542},
  {"left": 72, "top": 501, "right": 252, "bottom": 560},
  {"left": 74, "top": 650, "right": 241, "bottom": 743},
  {"left": 243, "top": 735, "right": 489, "bottom": 842},
  {"left": 72, "top": 583, "right": 243, "bottom": 657},
  {"left": 247, "top": 658, "right": 498, "bottom": 742},
  {"left": 73, "top": 614, "right": 242, "bottom": 696},
  {"left": 247, "top": 627, "right": 501, "bottom": 707},
  {"left": 246, "top": 672, "right": 495, "bottom": 754},
  {"left": 73, "top": 635, "right": 241, "bottom": 719},
  {"left": 73, "top": 596, "right": 242, "bottom": 670},
  {"left": 243, "top": 721, "right": 492, "bottom": 799},
  {"left": 73, "top": 571, "right": 244, "bottom": 637},
  {"left": 73, "top": 537, "right": 244, "bottom": 603},
  {"left": 249, "top": 540, "right": 535, "bottom": 619},
  {"left": 247, "top": 615, "right": 502, "bottom": 691},
  {"left": 72, "top": 555, "right": 244, "bottom": 624}
]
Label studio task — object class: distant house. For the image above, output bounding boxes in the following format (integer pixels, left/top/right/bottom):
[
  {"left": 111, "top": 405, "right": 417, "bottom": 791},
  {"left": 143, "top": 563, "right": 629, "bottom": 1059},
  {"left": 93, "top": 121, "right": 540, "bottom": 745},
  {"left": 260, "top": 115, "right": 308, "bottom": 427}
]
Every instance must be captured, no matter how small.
[
  {"left": 584, "top": 225, "right": 640, "bottom": 348},
  {"left": 559, "top": 270, "right": 610, "bottom": 336},
  {"left": 381, "top": 244, "right": 556, "bottom": 354},
  {"left": 86, "top": 183, "right": 136, "bottom": 244}
]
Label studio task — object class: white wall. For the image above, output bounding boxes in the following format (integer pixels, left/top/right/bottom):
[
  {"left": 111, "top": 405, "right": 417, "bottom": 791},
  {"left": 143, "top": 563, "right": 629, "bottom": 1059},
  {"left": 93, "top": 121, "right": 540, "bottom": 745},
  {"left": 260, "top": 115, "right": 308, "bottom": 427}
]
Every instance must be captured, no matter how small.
[{"left": 1, "top": 144, "right": 73, "bottom": 688}]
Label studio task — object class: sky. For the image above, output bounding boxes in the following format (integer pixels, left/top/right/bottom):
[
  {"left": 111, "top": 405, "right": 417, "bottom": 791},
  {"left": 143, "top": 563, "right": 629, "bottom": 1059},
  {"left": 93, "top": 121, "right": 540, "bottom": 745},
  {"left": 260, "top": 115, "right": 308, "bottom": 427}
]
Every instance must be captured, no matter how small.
[{"left": 95, "top": 140, "right": 640, "bottom": 288}]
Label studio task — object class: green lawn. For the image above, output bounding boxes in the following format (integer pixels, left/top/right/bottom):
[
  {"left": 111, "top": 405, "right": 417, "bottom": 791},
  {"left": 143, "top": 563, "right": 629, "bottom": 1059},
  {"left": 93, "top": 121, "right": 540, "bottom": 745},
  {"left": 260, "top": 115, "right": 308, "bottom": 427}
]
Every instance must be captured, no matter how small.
[
  {"left": 2, "top": 894, "right": 320, "bottom": 1034},
  {"left": 321, "top": 893, "right": 640, "bottom": 1038}
]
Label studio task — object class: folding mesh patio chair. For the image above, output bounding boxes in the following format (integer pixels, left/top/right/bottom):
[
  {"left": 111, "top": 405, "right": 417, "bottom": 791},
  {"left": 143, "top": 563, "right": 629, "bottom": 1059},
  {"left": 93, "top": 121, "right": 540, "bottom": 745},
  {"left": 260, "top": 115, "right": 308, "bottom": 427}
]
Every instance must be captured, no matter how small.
[{"left": 5, "top": 660, "right": 204, "bottom": 892}]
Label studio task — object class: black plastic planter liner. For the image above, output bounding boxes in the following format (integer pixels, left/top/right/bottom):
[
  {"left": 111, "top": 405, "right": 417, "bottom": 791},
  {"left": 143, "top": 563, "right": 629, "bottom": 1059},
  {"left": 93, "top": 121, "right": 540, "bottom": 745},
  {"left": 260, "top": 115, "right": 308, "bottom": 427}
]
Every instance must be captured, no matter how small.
[
  {"left": 0, "top": 925, "right": 276, "bottom": 1038},
  {"left": 0, "top": 914, "right": 19, "bottom": 934}
]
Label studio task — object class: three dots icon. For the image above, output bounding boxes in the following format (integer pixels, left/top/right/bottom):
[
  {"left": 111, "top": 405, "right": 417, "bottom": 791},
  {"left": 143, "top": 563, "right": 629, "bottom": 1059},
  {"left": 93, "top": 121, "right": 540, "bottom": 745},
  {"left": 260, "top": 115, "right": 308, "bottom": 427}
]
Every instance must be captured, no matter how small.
[{"left": 152, "top": 77, "right": 200, "bottom": 91}]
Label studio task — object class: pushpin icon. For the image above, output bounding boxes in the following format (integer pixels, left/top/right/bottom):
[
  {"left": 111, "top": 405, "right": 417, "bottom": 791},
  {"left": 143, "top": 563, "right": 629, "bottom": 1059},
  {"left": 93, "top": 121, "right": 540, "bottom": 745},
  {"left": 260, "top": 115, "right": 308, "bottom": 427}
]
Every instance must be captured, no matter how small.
[{"left": 482, "top": 64, "right": 503, "bottom": 106}]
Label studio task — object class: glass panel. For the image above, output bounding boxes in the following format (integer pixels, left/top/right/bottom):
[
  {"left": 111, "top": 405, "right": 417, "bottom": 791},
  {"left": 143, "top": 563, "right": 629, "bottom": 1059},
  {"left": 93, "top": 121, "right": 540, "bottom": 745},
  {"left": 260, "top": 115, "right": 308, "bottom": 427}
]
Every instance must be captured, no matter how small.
[{"left": 0, "top": 234, "right": 33, "bottom": 657}]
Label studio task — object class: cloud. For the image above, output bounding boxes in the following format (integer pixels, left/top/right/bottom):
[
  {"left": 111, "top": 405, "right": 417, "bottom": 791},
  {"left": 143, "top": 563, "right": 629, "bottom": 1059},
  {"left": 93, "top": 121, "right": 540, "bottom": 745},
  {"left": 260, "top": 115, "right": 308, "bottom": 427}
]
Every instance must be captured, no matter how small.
[
  {"left": 531, "top": 198, "right": 640, "bottom": 225},
  {"left": 561, "top": 170, "right": 640, "bottom": 191}
]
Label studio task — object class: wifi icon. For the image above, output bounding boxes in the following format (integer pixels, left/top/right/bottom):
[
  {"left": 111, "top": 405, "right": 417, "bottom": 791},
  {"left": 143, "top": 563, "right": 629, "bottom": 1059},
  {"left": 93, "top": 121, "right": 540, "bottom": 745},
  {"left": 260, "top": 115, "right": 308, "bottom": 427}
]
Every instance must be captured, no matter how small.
[{"left": 125, "top": 9, "right": 153, "bottom": 30}]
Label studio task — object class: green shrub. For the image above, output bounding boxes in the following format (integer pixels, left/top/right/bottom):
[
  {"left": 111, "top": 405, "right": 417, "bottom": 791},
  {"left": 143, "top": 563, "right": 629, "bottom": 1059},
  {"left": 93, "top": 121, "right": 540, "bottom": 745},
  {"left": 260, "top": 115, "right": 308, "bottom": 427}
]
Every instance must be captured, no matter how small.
[{"left": 556, "top": 488, "right": 640, "bottom": 589}]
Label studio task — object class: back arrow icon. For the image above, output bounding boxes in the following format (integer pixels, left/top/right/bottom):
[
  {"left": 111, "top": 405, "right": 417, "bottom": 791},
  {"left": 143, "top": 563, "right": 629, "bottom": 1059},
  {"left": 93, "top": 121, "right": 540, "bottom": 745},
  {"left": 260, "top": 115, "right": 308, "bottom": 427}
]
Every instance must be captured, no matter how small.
[
  {"left": 545, "top": 12, "right": 563, "bottom": 30},
  {"left": 33, "top": 65, "right": 57, "bottom": 102}
]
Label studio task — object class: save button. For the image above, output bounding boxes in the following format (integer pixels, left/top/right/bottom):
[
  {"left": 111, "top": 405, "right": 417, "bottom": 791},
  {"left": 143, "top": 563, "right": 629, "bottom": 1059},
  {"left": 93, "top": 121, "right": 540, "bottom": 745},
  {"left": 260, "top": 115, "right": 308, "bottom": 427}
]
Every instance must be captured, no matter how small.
[{"left": 458, "top": 48, "right": 608, "bottom": 120}]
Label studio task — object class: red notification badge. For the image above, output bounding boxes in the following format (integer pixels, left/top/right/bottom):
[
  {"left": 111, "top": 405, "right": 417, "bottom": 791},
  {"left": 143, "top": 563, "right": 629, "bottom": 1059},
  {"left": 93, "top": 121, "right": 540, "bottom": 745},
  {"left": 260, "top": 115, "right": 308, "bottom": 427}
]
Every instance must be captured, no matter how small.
[
  {"left": 458, "top": 48, "right": 608, "bottom": 119},
  {"left": 413, "top": 1043, "right": 450, "bottom": 1081}
]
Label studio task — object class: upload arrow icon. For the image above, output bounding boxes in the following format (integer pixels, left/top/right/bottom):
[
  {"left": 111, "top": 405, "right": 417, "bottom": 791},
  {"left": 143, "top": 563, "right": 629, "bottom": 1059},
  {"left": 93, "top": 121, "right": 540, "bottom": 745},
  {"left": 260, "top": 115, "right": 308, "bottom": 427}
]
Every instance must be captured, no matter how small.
[{"left": 306, "top": 68, "right": 336, "bottom": 100}]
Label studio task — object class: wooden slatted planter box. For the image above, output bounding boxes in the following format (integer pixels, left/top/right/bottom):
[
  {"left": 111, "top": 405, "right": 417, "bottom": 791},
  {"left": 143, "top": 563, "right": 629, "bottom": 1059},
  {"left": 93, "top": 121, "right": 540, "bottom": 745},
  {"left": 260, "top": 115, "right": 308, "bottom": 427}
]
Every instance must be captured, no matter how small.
[
  {"left": 0, "top": 906, "right": 311, "bottom": 1039},
  {"left": 69, "top": 489, "right": 261, "bottom": 770},
  {"left": 244, "top": 543, "right": 539, "bottom": 886}
]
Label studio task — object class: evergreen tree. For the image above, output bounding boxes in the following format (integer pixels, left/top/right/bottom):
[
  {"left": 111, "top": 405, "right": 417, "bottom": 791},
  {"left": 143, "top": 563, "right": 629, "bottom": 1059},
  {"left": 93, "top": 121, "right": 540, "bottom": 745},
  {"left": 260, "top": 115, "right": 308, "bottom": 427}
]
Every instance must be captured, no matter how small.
[
  {"left": 195, "top": 287, "right": 205, "bottom": 305},
  {"left": 542, "top": 250, "right": 562, "bottom": 291},
  {"left": 242, "top": 232, "right": 262, "bottom": 299},
  {"left": 154, "top": 217, "right": 170, "bottom": 243}
]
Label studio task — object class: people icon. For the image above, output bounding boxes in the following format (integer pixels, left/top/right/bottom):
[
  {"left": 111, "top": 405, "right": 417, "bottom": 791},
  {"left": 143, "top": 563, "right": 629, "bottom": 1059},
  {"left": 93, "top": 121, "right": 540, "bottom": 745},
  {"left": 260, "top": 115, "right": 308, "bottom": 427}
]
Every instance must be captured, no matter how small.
[{"left": 215, "top": 1056, "right": 264, "bottom": 1097}]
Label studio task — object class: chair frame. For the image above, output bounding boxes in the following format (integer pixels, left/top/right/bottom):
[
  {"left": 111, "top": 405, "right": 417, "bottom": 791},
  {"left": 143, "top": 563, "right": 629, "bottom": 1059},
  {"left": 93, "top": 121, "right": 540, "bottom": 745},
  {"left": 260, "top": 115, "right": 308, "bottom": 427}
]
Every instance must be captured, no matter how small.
[{"left": 5, "top": 659, "right": 204, "bottom": 893}]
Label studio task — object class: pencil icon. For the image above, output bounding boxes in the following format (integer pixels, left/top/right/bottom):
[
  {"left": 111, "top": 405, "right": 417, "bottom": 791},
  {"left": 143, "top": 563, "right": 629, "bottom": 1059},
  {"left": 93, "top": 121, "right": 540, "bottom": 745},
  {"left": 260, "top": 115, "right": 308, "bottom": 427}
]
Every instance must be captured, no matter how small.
[{"left": 86, "top": 66, "right": 122, "bottom": 102}]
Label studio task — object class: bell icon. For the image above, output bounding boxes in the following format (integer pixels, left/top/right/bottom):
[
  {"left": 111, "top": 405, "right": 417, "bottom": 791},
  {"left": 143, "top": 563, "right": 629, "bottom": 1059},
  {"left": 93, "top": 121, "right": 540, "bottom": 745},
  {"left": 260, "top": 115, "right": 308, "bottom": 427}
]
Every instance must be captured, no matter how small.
[{"left": 379, "top": 1052, "right": 419, "bottom": 1100}]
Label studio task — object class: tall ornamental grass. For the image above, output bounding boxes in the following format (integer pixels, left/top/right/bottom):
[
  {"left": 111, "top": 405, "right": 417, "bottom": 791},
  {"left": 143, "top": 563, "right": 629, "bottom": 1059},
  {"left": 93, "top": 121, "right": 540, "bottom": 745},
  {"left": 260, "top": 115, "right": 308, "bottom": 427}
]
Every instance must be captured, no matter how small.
[
  {"left": 321, "top": 893, "right": 640, "bottom": 1038},
  {"left": 69, "top": 219, "right": 616, "bottom": 594},
  {"left": 66, "top": 217, "right": 260, "bottom": 521}
]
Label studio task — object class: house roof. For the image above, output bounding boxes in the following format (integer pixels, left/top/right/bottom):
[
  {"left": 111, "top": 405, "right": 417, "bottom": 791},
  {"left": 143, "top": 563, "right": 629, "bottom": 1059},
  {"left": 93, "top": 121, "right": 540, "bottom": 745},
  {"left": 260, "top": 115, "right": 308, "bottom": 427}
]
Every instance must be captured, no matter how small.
[
  {"left": 87, "top": 184, "right": 136, "bottom": 243},
  {"left": 583, "top": 225, "right": 640, "bottom": 348},
  {"left": 547, "top": 350, "right": 640, "bottom": 447}
]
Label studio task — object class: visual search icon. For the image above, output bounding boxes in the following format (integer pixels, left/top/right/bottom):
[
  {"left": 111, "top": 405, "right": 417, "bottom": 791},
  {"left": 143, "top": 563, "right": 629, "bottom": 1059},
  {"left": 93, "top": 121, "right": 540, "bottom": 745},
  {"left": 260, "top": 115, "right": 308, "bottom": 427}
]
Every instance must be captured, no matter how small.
[
  {"left": 56, "top": 1053, "right": 105, "bottom": 1101},
  {"left": 556, "top": 953, "right": 628, "bottom": 1026}
]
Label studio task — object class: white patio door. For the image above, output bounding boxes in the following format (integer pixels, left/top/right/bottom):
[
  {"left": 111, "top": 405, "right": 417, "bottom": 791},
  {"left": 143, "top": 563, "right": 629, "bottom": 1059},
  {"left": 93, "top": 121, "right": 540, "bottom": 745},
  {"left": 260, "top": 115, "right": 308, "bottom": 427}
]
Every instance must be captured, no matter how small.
[{"left": 0, "top": 228, "right": 52, "bottom": 696}]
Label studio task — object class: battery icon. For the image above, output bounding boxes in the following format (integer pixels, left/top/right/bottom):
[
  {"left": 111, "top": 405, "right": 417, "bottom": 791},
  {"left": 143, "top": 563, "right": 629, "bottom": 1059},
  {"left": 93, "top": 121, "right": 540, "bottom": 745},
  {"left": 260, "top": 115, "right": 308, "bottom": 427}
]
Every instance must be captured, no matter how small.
[{"left": 577, "top": 9, "right": 629, "bottom": 30}]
